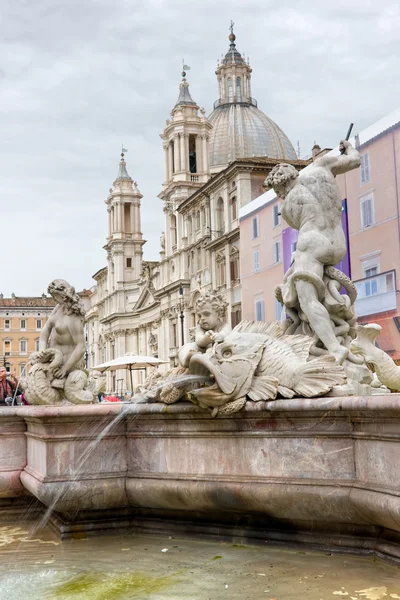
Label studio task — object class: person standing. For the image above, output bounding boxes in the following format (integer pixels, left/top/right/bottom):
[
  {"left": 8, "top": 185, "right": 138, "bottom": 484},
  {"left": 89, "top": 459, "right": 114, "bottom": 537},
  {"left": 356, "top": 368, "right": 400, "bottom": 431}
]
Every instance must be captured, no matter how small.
[{"left": 0, "top": 367, "right": 18, "bottom": 406}]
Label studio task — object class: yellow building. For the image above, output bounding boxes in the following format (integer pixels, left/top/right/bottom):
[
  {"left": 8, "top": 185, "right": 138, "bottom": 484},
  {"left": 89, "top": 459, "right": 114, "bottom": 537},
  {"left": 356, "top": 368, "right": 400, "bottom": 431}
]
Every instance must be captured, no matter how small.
[{"left": 0, "top": 295, "right": 56, "bottom": 378}]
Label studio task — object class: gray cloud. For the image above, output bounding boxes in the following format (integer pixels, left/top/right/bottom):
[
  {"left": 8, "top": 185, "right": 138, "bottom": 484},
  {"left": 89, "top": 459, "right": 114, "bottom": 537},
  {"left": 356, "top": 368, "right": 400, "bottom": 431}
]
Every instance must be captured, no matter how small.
[{"left": 1, "top": 0, "right": 399, "bottom": 295}]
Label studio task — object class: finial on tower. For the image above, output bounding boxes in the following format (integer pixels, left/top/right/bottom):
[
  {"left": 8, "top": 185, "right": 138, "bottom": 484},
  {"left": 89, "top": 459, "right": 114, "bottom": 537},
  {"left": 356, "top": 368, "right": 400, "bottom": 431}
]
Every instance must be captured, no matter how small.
[
  {"left": 115, "top": 147, "right": 132, "bottom": 182},
  {"left": 181, "top": 59, "right": 191, "bottom": 80},
  {"left": 229, "top": 20, "right": 235, "bottom": 42}
]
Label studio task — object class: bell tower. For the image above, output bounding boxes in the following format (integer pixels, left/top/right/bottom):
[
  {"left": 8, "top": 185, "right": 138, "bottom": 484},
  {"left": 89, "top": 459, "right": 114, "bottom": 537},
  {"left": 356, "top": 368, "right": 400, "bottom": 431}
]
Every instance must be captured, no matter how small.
[
  {"left": 159, "top": 68, "right": 212, "bottom": 261},
  {"left": 104, "top": 152, "right": 145, "bottom": 294}
]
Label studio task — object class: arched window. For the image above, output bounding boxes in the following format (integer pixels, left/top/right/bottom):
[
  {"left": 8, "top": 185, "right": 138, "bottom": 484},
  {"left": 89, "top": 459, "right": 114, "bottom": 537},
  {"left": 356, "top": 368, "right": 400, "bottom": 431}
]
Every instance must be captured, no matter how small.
[
  {"left": 171, "top": 214, "right": 177, "bottom": 248},
  {"left": 227, "top": 78, "right": 233, "bottom": 102},
  {"left": 236, "top": 77, "right": 242, "bottom": 101},
  {"left": 216, "top": 198, "right": 225, "bottom": 235}
]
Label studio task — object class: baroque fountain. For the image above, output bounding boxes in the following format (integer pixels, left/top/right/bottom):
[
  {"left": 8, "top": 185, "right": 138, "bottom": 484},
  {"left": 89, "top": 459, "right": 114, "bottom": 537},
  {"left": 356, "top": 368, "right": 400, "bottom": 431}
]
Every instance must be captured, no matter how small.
[{"left": 1, "top": 139, "right": 400, "bottom": 598}]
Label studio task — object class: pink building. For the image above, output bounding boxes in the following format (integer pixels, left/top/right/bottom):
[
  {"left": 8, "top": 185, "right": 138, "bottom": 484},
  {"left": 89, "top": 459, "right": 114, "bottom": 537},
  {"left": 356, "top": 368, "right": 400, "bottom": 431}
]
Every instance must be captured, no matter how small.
[{"left": 239, "top": 109, "right": 400, "bottom": 360}]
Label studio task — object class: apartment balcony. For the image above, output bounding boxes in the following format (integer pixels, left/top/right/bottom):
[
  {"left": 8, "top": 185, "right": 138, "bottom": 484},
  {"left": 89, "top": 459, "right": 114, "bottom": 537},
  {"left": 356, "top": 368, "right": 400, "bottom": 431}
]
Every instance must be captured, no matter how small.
[{"left": 354, "top": 269, "right": 397, "bottom": 317}]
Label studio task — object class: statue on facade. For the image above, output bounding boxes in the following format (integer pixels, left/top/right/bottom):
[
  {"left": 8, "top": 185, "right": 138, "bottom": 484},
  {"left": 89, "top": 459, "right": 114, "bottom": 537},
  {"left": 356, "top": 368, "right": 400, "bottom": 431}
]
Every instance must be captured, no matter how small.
[
  {"left": 160, "top": 231, "right": 165, "bottom": 251},
  {"left": 178, "top": 291, "right": 231, "bottom": 368},
  {"left": 20, "top": 279, "right": 99, "bottom": 405},
  {"left": 265, "top": 140, "right": 361, "bottom": 365}
]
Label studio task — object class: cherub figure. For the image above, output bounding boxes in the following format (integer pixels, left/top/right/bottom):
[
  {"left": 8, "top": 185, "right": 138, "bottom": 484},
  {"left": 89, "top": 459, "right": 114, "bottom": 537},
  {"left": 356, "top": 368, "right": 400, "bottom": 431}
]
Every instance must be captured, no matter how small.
[{"left": 178, "top": 291, "right": 231, "bottom": 368}]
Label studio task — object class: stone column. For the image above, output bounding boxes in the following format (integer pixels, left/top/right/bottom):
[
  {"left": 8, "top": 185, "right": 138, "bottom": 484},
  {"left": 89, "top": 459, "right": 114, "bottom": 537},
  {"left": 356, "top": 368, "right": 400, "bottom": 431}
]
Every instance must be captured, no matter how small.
[
  {"left": 185, "top": 134, "right": 190, "bottom": 172},
  {"left": 173, "top": 135, "right": 180, "bottom": 174},
  {"left": 130, "top": 202, "right": 136, "bottom": 234},
  {"left": 168, "top": 142, "right": 174, "bottom": 177},
  {"left": 202, "top": 135, "right": 209, "bottom": 174},
  {"left": 107, "top": 208, "right": 112, "bottom": 237},
  {"left": 163, "top": 143, "right": 169, "bottom": 182},
  {"left": 195, "top": 135, "right": 202, "bottom": 173},
  {"left": 119, "top": 203, "right": 124, "bottom": 232},
  {"left": 180, "top": 134, "right": 186, "bottom": 171}
]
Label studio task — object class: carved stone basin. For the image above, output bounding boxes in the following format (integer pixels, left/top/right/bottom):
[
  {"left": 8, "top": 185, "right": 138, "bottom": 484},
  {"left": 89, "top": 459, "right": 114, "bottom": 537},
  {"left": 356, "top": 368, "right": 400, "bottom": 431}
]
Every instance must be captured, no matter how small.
[{"left": 1, "top": 396, "right": 400, "bottom": 562}]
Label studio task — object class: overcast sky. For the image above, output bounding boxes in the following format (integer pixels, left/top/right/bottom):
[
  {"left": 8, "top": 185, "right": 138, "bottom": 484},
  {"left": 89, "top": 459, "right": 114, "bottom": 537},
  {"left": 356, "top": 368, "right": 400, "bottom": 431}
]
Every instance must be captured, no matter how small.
[{"left": 1, "top": 0, "right": 399, "bottom": 296}]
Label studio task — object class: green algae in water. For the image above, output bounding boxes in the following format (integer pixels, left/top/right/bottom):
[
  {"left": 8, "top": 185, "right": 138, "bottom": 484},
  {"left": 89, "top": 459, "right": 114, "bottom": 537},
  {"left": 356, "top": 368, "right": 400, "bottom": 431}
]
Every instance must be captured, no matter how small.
[
  {"left": 212, "top": 555, "right": 223, "bottom": 560},
  {"left": 46, "top": 571, "right": 178, "bottom": 600}
]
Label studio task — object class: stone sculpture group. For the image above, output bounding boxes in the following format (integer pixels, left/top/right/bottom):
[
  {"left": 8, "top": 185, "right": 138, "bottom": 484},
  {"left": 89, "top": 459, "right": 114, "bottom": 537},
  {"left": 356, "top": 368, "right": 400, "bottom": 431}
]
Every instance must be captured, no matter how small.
[{"left": 20, "top": 140, "right": 400, "bottom": 409}]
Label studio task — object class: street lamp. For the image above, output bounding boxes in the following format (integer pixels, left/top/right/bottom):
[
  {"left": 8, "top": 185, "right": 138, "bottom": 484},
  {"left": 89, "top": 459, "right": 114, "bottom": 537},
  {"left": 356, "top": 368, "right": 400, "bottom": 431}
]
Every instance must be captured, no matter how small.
[{"left": 178, "top": 285, "right": 185, "bottom": 345}]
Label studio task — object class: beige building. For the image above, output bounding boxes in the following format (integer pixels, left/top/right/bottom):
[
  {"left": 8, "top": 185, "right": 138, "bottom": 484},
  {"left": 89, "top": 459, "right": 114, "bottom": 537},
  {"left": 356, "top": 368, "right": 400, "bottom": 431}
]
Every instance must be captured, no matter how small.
[
  {"left": 239, "top": 108, "right": 400, "bottom": 360},
  {"left": 0, "top": 295, "right": 56, "bottom": 378},
  {"left": 86, "top": 29, "right": 301, "bottom": 392}
]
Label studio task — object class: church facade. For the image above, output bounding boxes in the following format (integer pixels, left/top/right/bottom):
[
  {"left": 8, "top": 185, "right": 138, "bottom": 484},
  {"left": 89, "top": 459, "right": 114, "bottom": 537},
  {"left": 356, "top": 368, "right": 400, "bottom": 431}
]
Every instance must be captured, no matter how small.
[{"left": 85, "top": 29, "right": 306, "bottom": 392}]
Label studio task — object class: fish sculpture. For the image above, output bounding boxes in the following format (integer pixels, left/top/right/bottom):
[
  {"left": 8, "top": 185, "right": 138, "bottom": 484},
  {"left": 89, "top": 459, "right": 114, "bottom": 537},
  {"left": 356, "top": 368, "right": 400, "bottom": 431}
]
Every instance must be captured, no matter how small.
[
  {"left": 189, "top": 320, "right": 347, "bottom": 415},
  {"left": 350, "top": 323, "right": 400, "bottom": 391}
]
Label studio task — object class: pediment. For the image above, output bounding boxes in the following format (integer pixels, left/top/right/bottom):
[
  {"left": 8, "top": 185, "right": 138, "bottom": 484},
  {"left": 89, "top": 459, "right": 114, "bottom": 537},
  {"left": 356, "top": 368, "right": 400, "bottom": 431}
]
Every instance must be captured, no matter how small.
[{"left": 132, "top": 285, "right": 160, "bottom": 313}]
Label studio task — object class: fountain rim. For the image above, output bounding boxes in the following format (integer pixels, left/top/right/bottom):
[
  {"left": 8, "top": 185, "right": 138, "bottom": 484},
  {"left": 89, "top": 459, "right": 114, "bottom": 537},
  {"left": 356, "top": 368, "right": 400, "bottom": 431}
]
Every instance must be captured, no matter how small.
[{"left": 2, "top": 393, "right": 400, "bottom": 419}]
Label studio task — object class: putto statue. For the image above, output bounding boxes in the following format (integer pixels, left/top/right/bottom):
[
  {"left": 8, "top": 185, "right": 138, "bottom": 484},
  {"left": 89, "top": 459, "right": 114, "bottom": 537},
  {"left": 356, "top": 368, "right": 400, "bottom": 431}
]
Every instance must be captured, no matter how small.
[
  {"left": 178, "top": 291, "right": 231, "bottom": 368},
  {"left": 21, "top": 279, "right": 98, "bottom": 405},
  {"left": 265, "top": 140, "right": 361, "bottom": 366}
]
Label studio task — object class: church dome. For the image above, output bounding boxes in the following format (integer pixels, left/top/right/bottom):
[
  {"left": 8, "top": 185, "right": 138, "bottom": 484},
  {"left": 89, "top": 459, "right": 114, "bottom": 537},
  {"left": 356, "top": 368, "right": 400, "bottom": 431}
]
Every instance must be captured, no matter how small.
[
  {"left": 208, "top": 102, "right": 297, "bottom": 168},
  {"left": 208, "top": 26, "right": 297, "bottom": 169}
]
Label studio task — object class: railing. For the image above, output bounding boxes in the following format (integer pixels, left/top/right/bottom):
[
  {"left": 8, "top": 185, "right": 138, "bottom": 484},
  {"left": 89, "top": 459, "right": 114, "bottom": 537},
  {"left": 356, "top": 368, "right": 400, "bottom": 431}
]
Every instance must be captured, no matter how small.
[
  {"left": 354, "top": 269, "right": 397, "bottom": 317},
  {"left": 190, "top": 175, "right": 199, "bottom": 182},
  {"left": 213, "top": 97, "right": 258, "bottom": 110}
]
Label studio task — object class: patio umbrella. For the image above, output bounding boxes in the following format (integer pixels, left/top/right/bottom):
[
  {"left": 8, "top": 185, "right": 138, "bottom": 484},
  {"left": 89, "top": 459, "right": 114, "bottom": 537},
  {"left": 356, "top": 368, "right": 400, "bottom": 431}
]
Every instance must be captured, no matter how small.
[{"left": 92, "top": 354, "right": 168, "bottom": 391}]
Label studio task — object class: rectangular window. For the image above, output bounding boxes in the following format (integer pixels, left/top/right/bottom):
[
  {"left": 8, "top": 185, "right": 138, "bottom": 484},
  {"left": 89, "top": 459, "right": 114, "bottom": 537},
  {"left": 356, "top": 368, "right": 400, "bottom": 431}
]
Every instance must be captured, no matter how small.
[
  {"left": 20, "top": 363, "right": 27, "bottom": 376},
  {"left": 253, "top": 250, "right": 260, "bottom": 272},
  {"left": 365, "top": 279, "right": 378, "bottom": 296},
  {"left": 360, "top": 153, "right": 371, "bottom": 185},
  {"left": 275, "top": 298, "right": 283, "bottom": 320},
  {"left": 365, "top": 266, "right": 378, "bottom": 278},
  {"left": 255, "top": 300, "right": 265, "bottom": 322},
  {"left": 4, "top": 341, "right": 10, "bottom": 356},
  {"left": 4, "top": 319, "right": 10, "bottom": 330},
  {"left": 20, "top": 319, "right": 26, "bottom": 330},
  {"left": 272, "top": 204, "right": 281, "bottom": 227},
  {"left": 36, "top": 319, "right": 42, "bottom": 330},
  {"left": 252, "top": 215, "right": 260, "bottom": 239},
  {"left": 361, "top": 194, "right": 374, "bottom": 228},
  {"left": 126, "top": 257, "right": 132, "bottom": 268},
  {"left": 35, "top": 339, "right": 40, "bottom": 351},
  {"left": 273, "top": 241, "right": 281, "bottom": 264},
  {"left": 20, "top": 340, "right": 27, "bottom": 353},
  {"left": 231, "top": 304, "right": 242, "bottom": 327},
  {"left": 197, "top": 248, "right": 201, "bottom": 271},
  {"left": 230, "top": 256, "right": 239, "bottom": 282}
]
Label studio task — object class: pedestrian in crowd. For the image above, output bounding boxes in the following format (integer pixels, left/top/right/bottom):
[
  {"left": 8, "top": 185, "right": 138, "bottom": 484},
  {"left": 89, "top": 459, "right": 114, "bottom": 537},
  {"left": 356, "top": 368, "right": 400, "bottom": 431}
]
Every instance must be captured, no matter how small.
[{"left": 0, "top": 367, "right": 18, "bottom": 406}]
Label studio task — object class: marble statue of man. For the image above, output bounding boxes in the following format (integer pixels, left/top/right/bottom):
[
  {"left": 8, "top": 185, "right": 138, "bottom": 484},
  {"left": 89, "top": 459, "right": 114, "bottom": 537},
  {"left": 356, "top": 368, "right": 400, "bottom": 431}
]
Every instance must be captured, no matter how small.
[{"left": 265, "top": 140, "right": 360, "bottom": 364}]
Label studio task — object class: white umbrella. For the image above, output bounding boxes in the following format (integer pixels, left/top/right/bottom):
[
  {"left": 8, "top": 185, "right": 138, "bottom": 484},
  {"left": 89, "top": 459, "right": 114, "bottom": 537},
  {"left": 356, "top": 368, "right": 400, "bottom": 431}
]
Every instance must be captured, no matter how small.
[{"left": 92, "top": 354, "right": 168, "bottom": 391}]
